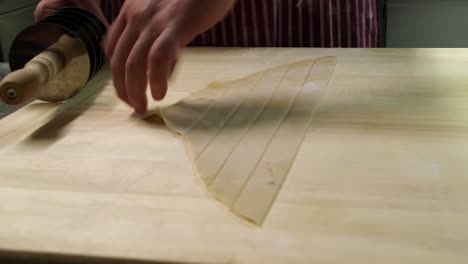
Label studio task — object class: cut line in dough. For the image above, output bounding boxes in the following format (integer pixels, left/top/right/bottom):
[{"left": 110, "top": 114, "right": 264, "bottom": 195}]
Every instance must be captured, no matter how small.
[{"left": 155, "top": 57, "right": 337, "bottom": 225}]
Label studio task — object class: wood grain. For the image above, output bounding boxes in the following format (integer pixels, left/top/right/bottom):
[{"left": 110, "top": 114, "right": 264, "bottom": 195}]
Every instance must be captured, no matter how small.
[{"left": 0, "top": 48, "right": 467, "bottom": 264}]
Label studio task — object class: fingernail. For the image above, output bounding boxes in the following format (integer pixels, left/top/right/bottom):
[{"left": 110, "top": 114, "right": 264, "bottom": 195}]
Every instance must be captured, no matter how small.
[
  {"left": 155, "top": 89, "right": 166, "bottom": 101},
  {"left": 134, "top": 100, "right": 147, "bottom": 114},
  {"left": 134, "top": 107, "right": 146, "bottom": 114}
]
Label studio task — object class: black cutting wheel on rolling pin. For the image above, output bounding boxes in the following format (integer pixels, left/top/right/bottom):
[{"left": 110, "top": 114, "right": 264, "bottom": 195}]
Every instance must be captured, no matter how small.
[{"left": 0, "top": 8, "right": 107, "bottom": 105}]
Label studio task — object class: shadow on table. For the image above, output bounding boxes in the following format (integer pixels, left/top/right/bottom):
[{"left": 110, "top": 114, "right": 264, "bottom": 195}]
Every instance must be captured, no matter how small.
[
  {"left": 138, "top": 81, "right": 452, "bottom": 136},
  {"left": 0, "top": 249, "right": 207, "bottom": 264},
  {"left": 21, "top": 70, "right": 112, "bottom": 148}
]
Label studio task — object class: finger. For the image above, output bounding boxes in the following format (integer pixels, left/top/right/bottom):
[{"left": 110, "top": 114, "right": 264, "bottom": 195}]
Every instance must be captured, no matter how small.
[
  {"left": 35, "top": 0, "right": 78, "bottom": 20},
  {"left": 35, "top": 5, "right": 57, "bottom": 21},
  {"left": 103, "top": 13, "right": 126, "bottom": 59},
  {"left": 103, "top": 1, "right": 153, "bottom": 57},
  {"left": 169, "top": 59, "right": 178, "bottom": 77},
  {"left": 78, "top": 2, "right": 110, "bottom": 27},
  {"left": 34, "top": 1, "right": 45, "bottom": 21},
  {"left": 90, "top": 8, "right": 110, "bottom": 28},
  {"left": 148, "top": 32, "right": 178, "bottom": 101},
  {"left": 98, "top": 14, "right": 110, "bottom": 28},
  {"left": 109, "top": 26, "right": 140, "bottom": 106},
  {"left": 125, "top": 27, "right": 163, "bottom": 113}
]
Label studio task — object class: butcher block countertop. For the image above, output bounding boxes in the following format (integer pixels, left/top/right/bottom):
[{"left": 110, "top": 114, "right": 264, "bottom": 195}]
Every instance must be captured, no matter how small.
[{"left": 1, "top": 48, "right": 467, "bottom": 263}]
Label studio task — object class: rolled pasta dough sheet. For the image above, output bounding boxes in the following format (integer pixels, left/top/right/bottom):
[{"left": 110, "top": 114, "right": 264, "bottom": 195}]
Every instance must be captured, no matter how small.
[{"left": 157, "top": 57, "right": 337, "bottom": 225}]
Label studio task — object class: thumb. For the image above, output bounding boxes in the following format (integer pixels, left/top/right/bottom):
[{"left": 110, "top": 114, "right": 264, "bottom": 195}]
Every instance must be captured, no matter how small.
[
  {"left": 34, "top": 2, "right": 57, "bottom": 21},
  {"left": 34, "top": 1, "right": 109, "bottom": 28}
]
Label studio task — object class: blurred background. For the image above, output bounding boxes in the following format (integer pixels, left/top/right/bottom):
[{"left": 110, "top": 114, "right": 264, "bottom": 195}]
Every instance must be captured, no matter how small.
[
  {"left": 1, "top": 0, "right": 468, "bottom": 118},
  {"left": 0, "top": 0, "right": 38, "bottom": 118}
]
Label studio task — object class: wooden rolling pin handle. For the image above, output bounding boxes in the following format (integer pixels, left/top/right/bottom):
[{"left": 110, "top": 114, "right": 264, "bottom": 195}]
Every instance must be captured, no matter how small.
[
  {"left": 0, "top": 35, "right": 86, "bottom": 105},
  {"left": 0, "top": 61, "right": 49, "bottom": 105}
]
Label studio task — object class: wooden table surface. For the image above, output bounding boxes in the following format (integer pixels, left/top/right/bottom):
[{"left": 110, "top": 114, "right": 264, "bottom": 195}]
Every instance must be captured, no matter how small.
[{"left": 1, "top": 48, "right": 468, "bottom": 264}]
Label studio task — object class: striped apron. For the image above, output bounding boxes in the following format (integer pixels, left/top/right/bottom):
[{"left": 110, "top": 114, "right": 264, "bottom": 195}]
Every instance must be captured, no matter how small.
[{"left": 101, "top": 0, "right": 380, "bottom": 48}]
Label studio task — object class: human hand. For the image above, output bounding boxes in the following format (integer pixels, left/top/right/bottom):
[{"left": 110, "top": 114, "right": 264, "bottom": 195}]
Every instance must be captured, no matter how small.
[
  {"left": 104, "top": 0, "right": 236, "bottom": 113},
  {"left": 34, "top": 0, "right": 109, "bottom": 26}
]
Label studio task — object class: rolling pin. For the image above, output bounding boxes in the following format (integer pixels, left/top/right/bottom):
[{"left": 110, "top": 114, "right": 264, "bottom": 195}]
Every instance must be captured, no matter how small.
[{"left": 0, "top": 7, "right": 107, "bottom": 105}]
